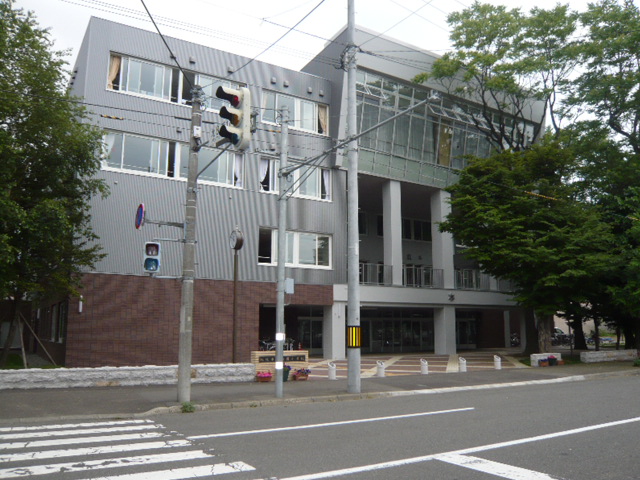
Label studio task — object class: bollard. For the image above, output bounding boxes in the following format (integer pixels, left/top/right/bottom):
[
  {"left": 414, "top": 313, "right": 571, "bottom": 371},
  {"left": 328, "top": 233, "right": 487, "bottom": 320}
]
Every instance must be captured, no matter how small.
[
  {"left": 494, "top": 355, "right": 502, "bottom": 370},
  {"left": 328, "top": 361, "right": 337, "bottom": 380},
  {"left": 420, "top": 358, "right": 429, "bottom": 375},
  {"left": 459, "top": 357, "right": 467, "bottom": 373},
  {"left": 376, "top": 360, "right": 386, "bottom": 377}
]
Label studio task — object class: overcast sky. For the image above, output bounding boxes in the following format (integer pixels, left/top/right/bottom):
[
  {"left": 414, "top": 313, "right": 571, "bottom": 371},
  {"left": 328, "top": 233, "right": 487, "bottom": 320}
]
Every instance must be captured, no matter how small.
[{"left": 14, "top": 0, "right": 596, "bottom": 71}]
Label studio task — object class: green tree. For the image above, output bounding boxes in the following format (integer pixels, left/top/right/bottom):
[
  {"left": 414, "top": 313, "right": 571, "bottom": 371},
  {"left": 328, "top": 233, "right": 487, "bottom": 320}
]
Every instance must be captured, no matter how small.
[
  {"left": 0, "top": 1, "right": 108, "bottom": 365},
  {"left": 440, "top": 140, "right": 616, "bottom": 352},
  {"left": 415, "top": 2, "right": 579, "bottom": 151}
]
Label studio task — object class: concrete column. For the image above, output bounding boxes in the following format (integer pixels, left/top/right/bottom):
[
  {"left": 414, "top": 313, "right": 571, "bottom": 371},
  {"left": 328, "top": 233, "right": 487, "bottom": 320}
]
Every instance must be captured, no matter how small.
[
  {"left": 324, "top": 303, "right": 346, "bottom": 360},
  {"left": 434, "top": 306, "right": 456, "bottom": 355},
  {"left": 503, "top": 310, "right": 511, "bottom": 348},
  {"left": 383, "top": 180, "right": 403, "bottom": 285},
  {"left": 431, "top": 190, "right": 455, "bottom": 289}
]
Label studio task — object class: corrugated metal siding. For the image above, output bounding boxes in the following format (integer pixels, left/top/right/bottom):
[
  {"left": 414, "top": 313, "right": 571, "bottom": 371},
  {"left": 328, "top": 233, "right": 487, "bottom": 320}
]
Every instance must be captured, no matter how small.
[{"left": 75, "top": 18, "right": 346, "bottom": 286}]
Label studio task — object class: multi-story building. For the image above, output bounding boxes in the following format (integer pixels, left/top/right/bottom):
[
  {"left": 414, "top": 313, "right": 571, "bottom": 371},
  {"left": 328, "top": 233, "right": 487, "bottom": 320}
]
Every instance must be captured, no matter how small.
[{"left": 36, "top": 18, "right": 537, "bottom": 367}]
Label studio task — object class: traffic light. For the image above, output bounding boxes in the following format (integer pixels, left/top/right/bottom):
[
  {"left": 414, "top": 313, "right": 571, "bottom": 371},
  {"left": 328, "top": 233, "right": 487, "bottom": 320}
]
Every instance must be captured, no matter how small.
[
  {"left": 216, "top": 85, "right": 251, "bottom": 150},
  {"left": 144, "top": 242, "right": 161, "bottom": 273}
]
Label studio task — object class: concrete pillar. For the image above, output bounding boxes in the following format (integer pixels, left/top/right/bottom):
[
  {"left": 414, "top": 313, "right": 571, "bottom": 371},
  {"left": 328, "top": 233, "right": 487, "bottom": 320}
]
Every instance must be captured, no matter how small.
[
  {"left": 503, "top": 310, "right": 511, "bottom": 348},
  {"left": 383, "top": 180, "right": 403, "bottom": 286},
  {"left": 324, "top": 303, "right": 346, "bottom": 360},
  {"left": 434, "top": 306, "right": 456, "bottom": 354},
  {"left": 431, "top": 190, "right": 455, "bottom": 289}
]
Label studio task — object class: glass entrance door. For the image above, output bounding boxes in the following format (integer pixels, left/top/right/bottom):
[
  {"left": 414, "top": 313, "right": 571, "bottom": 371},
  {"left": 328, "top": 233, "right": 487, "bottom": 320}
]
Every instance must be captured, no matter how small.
[{"left": 456, "top": 318, "right": 477, "bottom": 349}]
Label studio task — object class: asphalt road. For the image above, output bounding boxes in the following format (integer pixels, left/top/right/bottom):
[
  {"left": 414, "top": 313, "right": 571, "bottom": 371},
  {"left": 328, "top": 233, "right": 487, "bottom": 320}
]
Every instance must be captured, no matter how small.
[{"left": 3, "top": 374, "right": 640, "bottom": 479}]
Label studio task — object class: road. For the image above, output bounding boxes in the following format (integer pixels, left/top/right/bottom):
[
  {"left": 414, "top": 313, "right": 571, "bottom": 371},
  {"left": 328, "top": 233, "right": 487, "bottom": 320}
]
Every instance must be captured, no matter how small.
[{"left": 2, "top": 374, "right": 639, "bottom": 479}]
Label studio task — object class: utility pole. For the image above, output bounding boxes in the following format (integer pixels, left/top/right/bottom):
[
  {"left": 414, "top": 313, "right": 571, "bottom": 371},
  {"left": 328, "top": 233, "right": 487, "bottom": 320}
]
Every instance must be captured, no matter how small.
[
  {"left": 177, "top": 86, "right": 203, "bottom": 403},
  {"left": 275, "top": 105, "right": 290, "bottom": 398},
  {"left": 346, "top": 0, "right": 361, "bottom": 394}
]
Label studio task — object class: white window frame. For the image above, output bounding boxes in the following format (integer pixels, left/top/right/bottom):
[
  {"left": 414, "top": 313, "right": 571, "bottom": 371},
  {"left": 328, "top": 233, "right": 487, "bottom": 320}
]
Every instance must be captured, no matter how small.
[
  {"left": 259, "top": 157, "right": 331, "bottom": 201},
  {"left": 102, "top": 132, "right": 244, "bottom": 187},
  {"left": 262, "top": 91, "right": 328, "bottom": 135},
  {"left": 258, "top": 228, "right": 332, "bottom": 269}
]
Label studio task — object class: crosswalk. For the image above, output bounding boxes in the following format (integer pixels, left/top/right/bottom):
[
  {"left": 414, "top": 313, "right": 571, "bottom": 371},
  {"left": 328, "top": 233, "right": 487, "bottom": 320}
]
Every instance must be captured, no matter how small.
[{"left": 0, "top": 419, "right": 255, "bottom": 479}]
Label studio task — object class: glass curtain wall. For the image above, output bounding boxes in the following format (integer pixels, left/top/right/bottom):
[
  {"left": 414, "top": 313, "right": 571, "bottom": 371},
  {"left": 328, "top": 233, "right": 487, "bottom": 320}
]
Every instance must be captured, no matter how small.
[{"left": 355, "top": 70, "right": 509, "bottom": 187}]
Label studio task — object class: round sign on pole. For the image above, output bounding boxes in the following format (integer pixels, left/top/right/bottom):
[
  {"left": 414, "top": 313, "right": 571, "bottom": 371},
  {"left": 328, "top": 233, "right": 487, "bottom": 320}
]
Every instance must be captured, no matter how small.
[{"left": 135, "top": 203, "right": 145, "bottom": 230}]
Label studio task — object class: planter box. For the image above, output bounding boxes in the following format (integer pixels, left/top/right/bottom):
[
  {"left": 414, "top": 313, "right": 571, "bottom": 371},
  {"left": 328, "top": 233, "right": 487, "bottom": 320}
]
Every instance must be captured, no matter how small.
[{"left": 531, "top": 353, "right": 562, "bottom": 367}]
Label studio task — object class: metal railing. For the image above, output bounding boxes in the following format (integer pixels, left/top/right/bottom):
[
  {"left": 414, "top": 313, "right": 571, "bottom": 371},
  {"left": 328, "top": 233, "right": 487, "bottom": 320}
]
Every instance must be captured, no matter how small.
[{"left": 403, "top": 265, "right": 443, "bottom": 288}]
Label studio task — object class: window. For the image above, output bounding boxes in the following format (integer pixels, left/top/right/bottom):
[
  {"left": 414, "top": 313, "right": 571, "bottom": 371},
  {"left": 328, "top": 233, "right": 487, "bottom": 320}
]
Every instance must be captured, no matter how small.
[
  {"left": 108, "top": 55, "right": 171, "bottom": 100},
  {"left": 104, "top": 132, "right": 171, "bottom": 175},
  {"left": 258, "top": 228, "right": 331, "bottom": 268},
  {"left": 193, "top": 146, "right": 243, "bottom": 187},
  {"left": 358, "top": 212, "right": 368, "bottom": 235},
  {"left": 402, "top": 218, "right": 432, "bottom": 241},
  {"left": 262, "top": 91, "right": 328, "bottom": 135},
  {"left": 103, "top": 131, "right": 244, "bottom": 186},
  {"left": 108, "top": 54, "right": 241, "bottom": 108},
  {"left": 260, "top": 157, "right": 331, "bottom": 201},
  {"left": 259, "top": 157, "right": 279, "bottom": 192}
]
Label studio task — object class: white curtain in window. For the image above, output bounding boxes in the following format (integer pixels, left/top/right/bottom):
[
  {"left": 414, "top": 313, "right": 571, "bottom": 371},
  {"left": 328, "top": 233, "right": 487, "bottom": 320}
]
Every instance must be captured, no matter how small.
[
  {"left": 259, "top": 157, "right": 270, "bottom": 190},
  {"left": 322, "top": 169, "right": 331, "bottom": 201},
  {"left": 234, "top": 154, "right": 243, "bottom": 188}
]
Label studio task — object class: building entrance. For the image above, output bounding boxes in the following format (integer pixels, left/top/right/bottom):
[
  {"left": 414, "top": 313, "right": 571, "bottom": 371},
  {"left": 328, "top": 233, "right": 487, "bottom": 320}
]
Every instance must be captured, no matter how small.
[{"left": 360, "top": 308, "right": 434, "bottom": 353}]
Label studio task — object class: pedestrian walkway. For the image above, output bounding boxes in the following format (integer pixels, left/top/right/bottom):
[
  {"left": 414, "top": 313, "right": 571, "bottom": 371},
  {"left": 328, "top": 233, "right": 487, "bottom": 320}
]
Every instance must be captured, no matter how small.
[
  {"left": 307, "top": 352, "right": 523, "bottom": 379},
  {"left": 1, "top": 351, "right": 637, "bottom": 423}
]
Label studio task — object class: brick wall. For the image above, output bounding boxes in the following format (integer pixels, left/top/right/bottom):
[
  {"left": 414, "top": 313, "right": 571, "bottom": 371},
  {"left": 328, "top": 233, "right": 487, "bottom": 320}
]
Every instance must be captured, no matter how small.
[{"left": 65, "top": 273, "right": 332, "bottom": 367}]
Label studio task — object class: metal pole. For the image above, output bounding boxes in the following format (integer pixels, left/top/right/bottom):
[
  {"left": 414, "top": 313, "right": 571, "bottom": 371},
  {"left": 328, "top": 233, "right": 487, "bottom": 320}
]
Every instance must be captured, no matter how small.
[
  {"left": 177, "top": 86, "right": 202, "bottom": 403},
  {"left": 346, "top": 0, "right": 361, "bottom": 394},
  {"left": 232, "top": 248, "right": 239, "bottom": 363},
  {"left": 275, "top": 105, "right": 289, "bottom": 398}
]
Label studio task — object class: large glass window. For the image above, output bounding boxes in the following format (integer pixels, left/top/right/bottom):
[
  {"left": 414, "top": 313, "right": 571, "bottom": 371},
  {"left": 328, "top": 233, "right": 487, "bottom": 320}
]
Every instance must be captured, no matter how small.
[
  {"left": 355, "top": 70, "right": 538, "bottom": 171},
  {"left": 103, "top": 131, "right": 243, "bottom": 186},
  {"left": 108, "top": 54, "right": 241, "bottom": 109},
  {"left": 258, "top": 228, "right": 331, "bottom": 268},
  {"left": 109, "top": 56, "right": 171, "bottom": 100},
  {"left": 262, "top": 91, "right": 329, "bottom": 135},
  {"left": 193, "top": 147, "right": 243, "bottom": 187},
  {"left": 260, "top": 157, "right": 331, "bottom": 201}
]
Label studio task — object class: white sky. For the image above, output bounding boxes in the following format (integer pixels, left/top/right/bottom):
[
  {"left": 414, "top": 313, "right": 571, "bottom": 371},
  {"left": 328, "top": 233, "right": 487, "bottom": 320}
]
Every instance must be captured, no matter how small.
[{"left": 14, "top": 0, "right": 596, "bottom": 72}]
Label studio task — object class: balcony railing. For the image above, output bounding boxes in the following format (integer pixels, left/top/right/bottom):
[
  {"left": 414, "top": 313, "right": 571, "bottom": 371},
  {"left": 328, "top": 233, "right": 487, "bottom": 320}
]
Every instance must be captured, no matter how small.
[
  {"left": 359, "top": 263, "right": 392, "bottom": 286},
  {"left": 403, "top": 265, "right": 444, "bottom": 288},
  {"left": 359, "top": 264, "right": 513, "bottom": 293},
  {"left": 359, "top": 263, "right": 443, "bottom": 288}
]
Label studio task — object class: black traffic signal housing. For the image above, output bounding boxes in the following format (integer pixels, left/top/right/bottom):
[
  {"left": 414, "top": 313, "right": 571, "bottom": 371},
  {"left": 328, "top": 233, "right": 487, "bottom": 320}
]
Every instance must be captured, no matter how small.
[
  {"left": 216, "top": 85, "right": 251, "bottom": 150},
  {"left": 143, "top": 241, "right": 161, "bottom": 273}
]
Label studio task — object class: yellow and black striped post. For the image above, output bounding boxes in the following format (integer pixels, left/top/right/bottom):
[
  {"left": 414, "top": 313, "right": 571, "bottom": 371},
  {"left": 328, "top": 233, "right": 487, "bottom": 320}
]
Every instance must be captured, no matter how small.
[{"left": 347, "top": 326, "right": 361, "bottom": 348}]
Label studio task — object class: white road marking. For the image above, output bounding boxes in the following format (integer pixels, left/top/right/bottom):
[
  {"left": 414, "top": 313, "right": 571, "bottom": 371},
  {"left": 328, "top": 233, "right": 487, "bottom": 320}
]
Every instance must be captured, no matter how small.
[
  {"left": 0, "top": 424, "right": 159, "bottom": 441},
  {"left": 0, "top": 420, "right": 152, "bottom": 433},
  {"left": 269, "top": 416, "right": 640, "bottom": 480},
  {"left": 436, "top": 453, "right": 564, "bottom": 479},
  {"left": 0, "top": 450, "right": 211, "bottom": 478},
  {"left": 0, "top": 431, "right": 166, "bottom": 450},
  {"left": 83, "top": 462, "right": 256, "bottom": 479},
  {"left": 189, "top": 407, "right": 474, "bottom": 439},
  {"left": 0, "top": 439, "right": 191, "bottom": 463}
]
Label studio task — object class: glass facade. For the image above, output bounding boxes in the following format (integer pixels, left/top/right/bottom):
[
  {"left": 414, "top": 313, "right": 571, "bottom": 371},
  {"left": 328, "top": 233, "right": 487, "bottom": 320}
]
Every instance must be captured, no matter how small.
[{"left": 355, "top": 70, "right": 536, "bottom": 187}]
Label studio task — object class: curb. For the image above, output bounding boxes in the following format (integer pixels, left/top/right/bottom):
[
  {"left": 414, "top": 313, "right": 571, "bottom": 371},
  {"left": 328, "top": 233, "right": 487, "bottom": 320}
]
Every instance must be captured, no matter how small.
[{"left": 136, "top": 368, "right": 640, "bottom": 417}]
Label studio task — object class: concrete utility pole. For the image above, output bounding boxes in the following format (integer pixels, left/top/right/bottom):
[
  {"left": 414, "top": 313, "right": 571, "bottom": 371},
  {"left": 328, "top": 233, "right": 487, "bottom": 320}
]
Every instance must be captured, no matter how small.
[
  {"left": 346, "top": 0, "right": 361, "bottom": 394},
  {"left": 177, "top": 86, "right": 203, "bottom": 403},
  {"left": 275, "top": 105, "right": 290, "bottom": 399}
]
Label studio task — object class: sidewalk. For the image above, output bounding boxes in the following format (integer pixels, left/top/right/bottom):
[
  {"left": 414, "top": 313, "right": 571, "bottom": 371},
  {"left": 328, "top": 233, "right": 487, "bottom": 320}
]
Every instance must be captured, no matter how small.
[{"left": 1, "top": 357, "right": 638, "bottom": 423}]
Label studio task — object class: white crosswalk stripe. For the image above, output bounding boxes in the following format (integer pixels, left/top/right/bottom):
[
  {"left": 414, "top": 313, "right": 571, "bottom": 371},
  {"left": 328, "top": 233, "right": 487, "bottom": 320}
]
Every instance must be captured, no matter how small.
[{"left": 0, "top": 419, "right": 255, "bottom": 478}]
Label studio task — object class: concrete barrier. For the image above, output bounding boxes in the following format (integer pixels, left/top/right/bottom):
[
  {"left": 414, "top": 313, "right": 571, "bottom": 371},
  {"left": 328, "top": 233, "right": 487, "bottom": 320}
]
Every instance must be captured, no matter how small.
[
  {"left": 0, "top": 363, "right": 256, "bottom": 390},
  {"left": 580, "top": 349, "right": 637, "bottom": 363},
  {"left": 530, "top": 353, "right": 562, "bottom": 367}
]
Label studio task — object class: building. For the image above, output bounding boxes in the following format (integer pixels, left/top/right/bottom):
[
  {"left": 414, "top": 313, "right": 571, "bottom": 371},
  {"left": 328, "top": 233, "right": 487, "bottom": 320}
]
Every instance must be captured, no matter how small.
[{"left": 36, "top": 18, "right": 538, "bottom": 367}]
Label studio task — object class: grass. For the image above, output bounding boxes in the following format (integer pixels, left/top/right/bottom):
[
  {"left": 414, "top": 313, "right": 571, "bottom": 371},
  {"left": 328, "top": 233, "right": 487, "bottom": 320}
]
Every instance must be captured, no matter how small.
[{"left": 0, "top": 353, "right": 59, "bottom": 369}]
